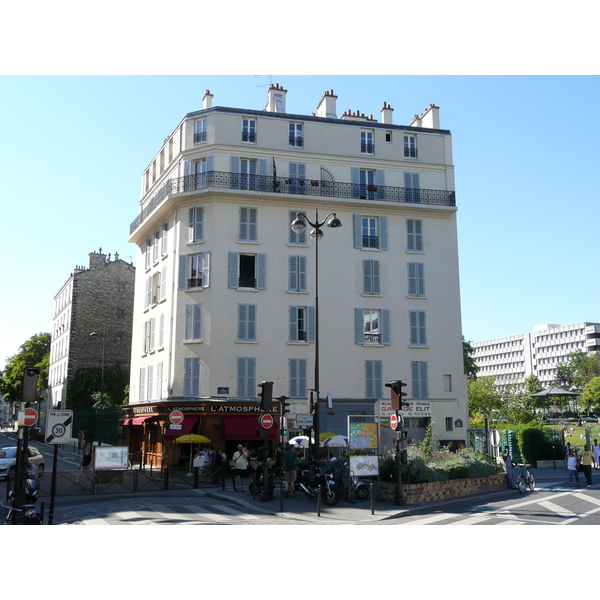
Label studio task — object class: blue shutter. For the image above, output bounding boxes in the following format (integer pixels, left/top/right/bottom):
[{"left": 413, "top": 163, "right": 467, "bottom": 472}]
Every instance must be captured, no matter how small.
[
  {"left": 257, "top": 253, "right": 267, "bottom": 289},
  {"left": 228, "top": 252, "right": 238, "bottom": 288},
  {"left": 351, "top": 167, "right": 360, "bottom": 198},
  {"left": 363, "top": 260, "right": 372, "bottom": 295},
  {"left": 381, "top": 309, "right": 390, "bottom": 345},
  {"left": 289, "top": 255, "right": 298, "bottom": 291},
  {"left": 376, "top": 169, "right": 386, "bottom": 200},
  {"left": 202, "top": 251, "right": 210, "bottom": 288},
  {"left": 379, "top": 216, "right": 388, "bottom": 250},
  {"left": 230, "top": 156, "right": 241, "bottom": 189},
  {"left": 353, "top": 214, "right": 362, "bottom": 248},
  {"left": 289, "top": 306, "right": 299, "bottom": 342},
  {"left": 307, "top": 306, "right": 316, "bottom": 343},
  {"left": 178, "top": 254, "right": 188, "bottom": 291},
  {"left": 372, "top": 260, "right": 380, "bottom": 295},
  {"left": 355, "top": 308, "right": 365, "bottom": 344}
]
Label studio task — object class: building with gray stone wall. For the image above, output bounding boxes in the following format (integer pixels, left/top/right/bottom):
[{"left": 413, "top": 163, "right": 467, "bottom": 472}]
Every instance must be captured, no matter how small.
[{"left": 48, "top": 249, "right": 135, "bottom": 409}]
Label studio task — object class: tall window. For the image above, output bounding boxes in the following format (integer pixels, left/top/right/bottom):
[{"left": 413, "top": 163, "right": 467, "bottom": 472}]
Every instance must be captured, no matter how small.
[
  {"left": 242, "top": 118, "right": 256, "bottom": 143},
  {"left": 404, "top": 135, "right": 417, "bottom": 158},
  {"left": 353, "top": 214, "right": 388, "bottom": 250},
  {"left": 365, "top": 360, "right": 383, "bottom": 398},
  {"left": 289, "top": 306, "right": 314, "bottom": 342},
  {"left": 406, "top": 219, "right": 423, "bottom": 252},
  {"left": 185, "top": 304, "right": 202, "bottom": 342},
  {"left": 239, "top": 207, "right": 258, "bottom": 241},
  {"left": 184, "top": 357, "right": 201, "bottom": 397},
  {"left": 409, "top": 310, "right": 427, "bottom": 346},
  {"left": 408, "top": 262, "right": 425, "bottom": 297},
  {"left": 355, "top": 309, "right": 390, "bottom": 345},
  {"left": 195, "top": 119, "right": 207, "bottom": 143},
  {"left": 361, "top": 130, "right": 374, "bottom": 154},
  {"left": 161, "top": 222, "right": 169, "bottom": 255},
  {"left": 289, "top": 162, "right": 306, "bottom": 194},
  {"left": 289, "top": 123, "right": 303, "bottom": 147},
  {"left": 404, "top": 172, "right": 420, "bottom": 203},
  {"left": 411, "top": 361, "right": 428, "bottom": 399},
  {"left": 289, "top": 359, "right": 307, "bottom": 398},
  {"left": 189, "top": 206, "right": 204, "bottom": 242},
  {"left": 229, "top": 252, "right": 266, "bottom": 290},
  {"left": 237, "top": 357, "right": 256, "bottom": 398},
  {"left": 289, "top": 211, "right": 307, "bottom": 245},
  {"left": 363, "top": 259, "right": 381, "bottom": 295},
  {"left": 237, "top": 304, "right": 257, "bottom": 342},
  {"left": 288, "top": 255, "right": 307, "bottom": 292}
]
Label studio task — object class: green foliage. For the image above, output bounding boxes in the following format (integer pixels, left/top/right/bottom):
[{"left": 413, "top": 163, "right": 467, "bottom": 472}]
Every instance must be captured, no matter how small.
[
  {"left": 68, "top": 365, "right": 129, "bottom": 409},
  {"left": 463, "top": 336, "right": 479, "bottom": 381},
  {"left": 468, "top": 376, "right": 502, "bottom": 418},
  {"left": 0, "top": 332, "right": 50, "bottom": 403},
  {"left": 581, "top": 377, "right": 600, "bottom": 412},
  {"left": 495, "top": 423, "right": 560, "bottom": 462}
]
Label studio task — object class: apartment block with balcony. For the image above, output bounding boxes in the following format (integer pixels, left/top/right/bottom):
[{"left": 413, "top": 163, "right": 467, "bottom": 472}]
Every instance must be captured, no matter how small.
[
  {"left": 473, "top": 322, "right": 600, "bottom": 391},
  {"left": 125, "top": 84, "right": 467, "bottom": 464}
]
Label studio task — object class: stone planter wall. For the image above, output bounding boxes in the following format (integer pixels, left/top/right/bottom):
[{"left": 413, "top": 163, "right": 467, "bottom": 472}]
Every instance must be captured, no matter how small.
[{"left": 378, "top": 473, "right": 508, "bottom": 504}]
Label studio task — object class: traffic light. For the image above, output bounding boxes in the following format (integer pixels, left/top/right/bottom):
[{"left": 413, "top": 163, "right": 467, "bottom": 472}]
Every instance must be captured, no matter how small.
[
  {"left": 385, "top": 379, "right": 407, "bottom": 412},
  {"left": 258, "top": 381, "right": 273, "bottom": 411},
  {"left": 22, "top": 367, "right": 40, "bottom": 403},
  {"left": 307, "top": 389, "right": 316, "bottom": 414},
  {"left": 277, "top": 395, "right": 291, "bottom": 415}
]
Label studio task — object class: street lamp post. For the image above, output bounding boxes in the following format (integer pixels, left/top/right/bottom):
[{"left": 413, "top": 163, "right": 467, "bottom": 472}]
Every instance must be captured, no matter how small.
[
  {"left": 291, "top": 210, "right": 342, "bottom": 460},
  {"left": 90, "top": 328, "right": 106, "bottom": 446}
]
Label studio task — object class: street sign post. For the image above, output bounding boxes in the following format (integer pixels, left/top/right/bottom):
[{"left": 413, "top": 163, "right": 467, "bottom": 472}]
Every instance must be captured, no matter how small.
[
  {"left": 45, "top": 410, "right": 73, "bottom": 444},
  {"left": 390, "top": 413, "right": 398, "bottom": 430},
  {"left": 23, "top": 408, "right": 38, "bottom": 427},
  {"left": 259, "top": 413, "right": 274, "bottom": 429},
  {"left": 169, "top": 410, "right": 184, "bottom": 424}
]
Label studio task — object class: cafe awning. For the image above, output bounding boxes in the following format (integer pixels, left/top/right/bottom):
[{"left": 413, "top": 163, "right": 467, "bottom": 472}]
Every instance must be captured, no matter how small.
[
  {"left": 118, "top": 416, "right": 154, "bottom": 426},
  {"left": 164, "top": 416, "right": 199, "bottom": 440},
  {"left": 224, "top": 416, "right": 277, "bottom": 440}
]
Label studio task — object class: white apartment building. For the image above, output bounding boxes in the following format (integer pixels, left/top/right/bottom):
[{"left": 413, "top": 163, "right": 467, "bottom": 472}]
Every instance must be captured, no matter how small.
[
  {"left": 473, "top": 322, "right": 600, "bottom": 391},
  {"left": 125, "top": 84, "right": 468, "bottom": 463}
]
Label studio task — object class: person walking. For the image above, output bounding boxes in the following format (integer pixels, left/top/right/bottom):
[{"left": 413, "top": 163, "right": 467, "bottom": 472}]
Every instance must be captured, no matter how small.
[
  {"left": 593, "top": 439, "right": 600, "bottom": 470},
  {"left": 283, "top": 443, "right": 298, "bottom": 497},
  {"left": 566, "top": 449, "right": 581, "bottom": 487},
  {"left": 580, "top": 444, "right": 595, "bottom": 488},
  {"left": 208, "top": 445, "right": 219, "bottom": 484},
  {"left": 502, "top": 445, "right": 516, "bottom": 489},
  {"left": 232, "top": 444, "right": 248, "bottom": 492},
  {"left": 78, "top": 443, "right": 94, "bottom": 484}
]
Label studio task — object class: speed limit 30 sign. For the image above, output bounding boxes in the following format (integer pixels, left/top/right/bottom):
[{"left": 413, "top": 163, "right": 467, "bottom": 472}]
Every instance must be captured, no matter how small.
[{"left": 45, "top": 410, "right": 74, "bottom": 444}]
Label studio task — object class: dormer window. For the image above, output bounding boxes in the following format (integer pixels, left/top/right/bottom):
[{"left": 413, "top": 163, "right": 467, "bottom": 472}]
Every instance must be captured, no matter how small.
[{"left": 242, "top": 119, "right": 256, "bottom": 143}]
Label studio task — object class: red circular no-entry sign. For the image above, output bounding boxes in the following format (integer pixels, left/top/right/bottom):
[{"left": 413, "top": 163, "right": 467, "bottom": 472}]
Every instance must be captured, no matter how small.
[
  {"left": 169, "top": 410, "right": 184, "bottom": 425},
  {"left": 24, "top": 408, "right": 38, "bottom": 427},
  {"left": 390, "top": 413, "right": 398, "bottom": 430},
  {"left": 259, "top": 414, "right": 274, "bottom": 429}
]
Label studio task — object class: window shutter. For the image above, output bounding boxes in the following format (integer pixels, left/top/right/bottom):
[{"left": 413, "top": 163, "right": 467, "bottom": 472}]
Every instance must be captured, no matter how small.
[
  {"left": 363, "top": 260, "right": 372, "bottom": 295},
  {"left": 355, "top": 308, "right": 365, "bottom": 344},
  {"left": 178, "top": 254, "right": 188, "bottom": 291},
  {"left": 373, "top": 260, "right": 381, "bottom": 295},
  {"left": 161, "top": 266, "right": 167, "bottom": 300},
  {"left": 289, "top": 306, "right": 299, "bottom": 342},
  {"left": 381, "top": 309, "right": 390, "bottom": 345},
  {"left": 379, "top": 216, "right": 388, "bottom": 250},
  {"left": 159, "top": 313, "right": 165, "bottom": 348},
  {"left": 351, "top": 167, "right": 360, "bottom": 198},
  {"left": 307, "top": 306, "right": 316, "bottom": 343},
  {"left": 228, "top": 252, "right": 239, "bottom": 288},
  {"left": 376, "top": 169, "right": 386, "bottom": 200},
  {"left": 139, "top": 368, "right": 146, "bottom": 403},
  {"left": 202, "top": 251, "right": 210, "bottom": 288},
  {"left": 230, "top": 156, "right": 241, "bottom": 189},
  {"left": 257, "top": 253, "right": 267, "bottom": 289},
  {"left": 353, "top": 214, "right": 362, "bottom": 248},
  {"left": 289, "top": 256, "right": 298, "bottom": 291}
]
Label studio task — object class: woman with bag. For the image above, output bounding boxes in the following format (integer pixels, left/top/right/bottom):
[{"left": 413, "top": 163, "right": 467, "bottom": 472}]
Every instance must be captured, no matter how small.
[{"left": 232, "top": 444, "right": 248, "bottom": 492}]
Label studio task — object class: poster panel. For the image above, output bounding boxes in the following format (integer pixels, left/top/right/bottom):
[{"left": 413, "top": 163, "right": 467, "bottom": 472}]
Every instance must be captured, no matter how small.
[
  {"left": 349, "top": 454, "right": 379, "bottom": 477},
  {"left": 349, "top": 422, "right": 378, "bottom": 449},
  {"left": 94, "top": 446, "right": 129, "bottom": 470}
]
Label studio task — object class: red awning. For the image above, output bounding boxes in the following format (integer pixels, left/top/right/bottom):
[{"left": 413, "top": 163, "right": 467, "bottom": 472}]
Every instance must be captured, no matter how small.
[
  {"left": 223, "top": 416, "right": 277, "bottom": 441},
  {"left": 131, "top": 416, "right": 154, "bottom": 425},
  {"left": 164, "top": 416, "right": 199, "bottom": 440},
  {"left": 117, "top": 418, "right": 131, "bottom": 425}
]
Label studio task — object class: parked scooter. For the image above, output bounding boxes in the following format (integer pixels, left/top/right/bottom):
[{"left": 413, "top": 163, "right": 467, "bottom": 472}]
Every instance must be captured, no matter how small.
[
  {"left": 299, "top": 466, "right": 341, "bottom": 506},
  {"left": 349, "top": 475, "right": 369, "bottom": 500},
  {"left": 2, "top": 464, "right": 42, "bottom": 525}
]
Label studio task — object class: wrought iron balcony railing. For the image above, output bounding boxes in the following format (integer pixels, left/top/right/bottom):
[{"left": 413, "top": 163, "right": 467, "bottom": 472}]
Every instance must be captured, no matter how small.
[{"left": 130, "top": 170, "right": 456, "bottom": 234}]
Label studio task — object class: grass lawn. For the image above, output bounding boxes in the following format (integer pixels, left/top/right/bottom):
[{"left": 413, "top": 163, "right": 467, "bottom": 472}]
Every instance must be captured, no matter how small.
[{"left": 546, "top": 421, "right": 600, "bottom": 452}]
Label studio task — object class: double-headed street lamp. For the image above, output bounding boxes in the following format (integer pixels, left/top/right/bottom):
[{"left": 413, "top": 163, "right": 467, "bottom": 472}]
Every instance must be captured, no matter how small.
[
  {"left": 90, "top": 328, "right": 106, "bottom": 446},
  {"left": 290, "top": 210, "right": 342, "bottom": 460}
]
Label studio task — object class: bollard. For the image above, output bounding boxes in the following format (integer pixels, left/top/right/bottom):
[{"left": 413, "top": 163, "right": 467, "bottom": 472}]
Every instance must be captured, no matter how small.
[
  {"left": 317, "top": 484, "right": 322, "bottom": 517},
  {"left": 370, "top": 482, "right": 374, "bottom": 515},
  {"left": 280, "top": 480, "right": 284, "bottom": 512}
]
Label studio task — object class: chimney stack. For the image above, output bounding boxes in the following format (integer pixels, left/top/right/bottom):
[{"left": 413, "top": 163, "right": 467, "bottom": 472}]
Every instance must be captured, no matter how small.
[
  {"left": 203, "top": 90, "right": 213, "bottom": 109},
  {"left": 317, "top": 89, "right": 337, "bottom": 119},
  {"left": 420, "top": 104, "right": 440, "bottom": 129},
  {"left": 380, "top": 101, "right": 394, "bottom": 124},
  {"left": 266, "top": 83, "right": 287, "bottom": 113}
]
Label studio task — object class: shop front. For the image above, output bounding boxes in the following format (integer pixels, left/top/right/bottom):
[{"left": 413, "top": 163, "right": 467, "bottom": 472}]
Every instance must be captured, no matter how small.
[{"left": 120, "top": 399, "right": 281, "bottom": 469}]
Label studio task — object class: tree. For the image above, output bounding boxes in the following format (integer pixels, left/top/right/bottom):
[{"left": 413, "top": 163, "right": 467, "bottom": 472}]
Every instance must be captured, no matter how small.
[
  {"left": 581, "top": 377, "right": 600, "bottom": 413},
  {"left": 463, "top": 336, "right": 479, "bottom": 381},
  {"left": 468, "top": 376, "right": 502, "bottom": 418},
  {"left": 0, "top": 332, "right": 50, "bottom": 403},
  {"left": 555, "top": 351, "right": 600, "bottom": 392}
]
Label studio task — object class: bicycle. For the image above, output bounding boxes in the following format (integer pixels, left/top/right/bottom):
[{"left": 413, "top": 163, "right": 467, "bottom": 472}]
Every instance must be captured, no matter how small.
[
  {"left": 2, "top": 501, "right": 43, "bottom": 525},
  {"left": 516, "top": 464, "right": 535, "bottom": 494}
]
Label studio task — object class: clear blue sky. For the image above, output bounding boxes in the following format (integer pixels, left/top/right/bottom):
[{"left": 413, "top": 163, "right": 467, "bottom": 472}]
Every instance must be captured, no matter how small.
[{"left": 1, "top": 74, "right": 599, "bottom": 369}]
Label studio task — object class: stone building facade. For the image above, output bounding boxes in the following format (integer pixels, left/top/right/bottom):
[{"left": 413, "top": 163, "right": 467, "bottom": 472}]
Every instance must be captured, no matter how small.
[{"left": 48, "top": 250, "right": 135, "bottom": 409}]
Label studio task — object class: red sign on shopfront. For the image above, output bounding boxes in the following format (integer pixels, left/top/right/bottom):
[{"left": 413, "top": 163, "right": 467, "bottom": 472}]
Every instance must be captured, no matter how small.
[
  {"left": 259, "top": 414, "right": 274, "bottom": 429},
  {"left": 169, "top": 410, "right": 184, "bottom": 425}
]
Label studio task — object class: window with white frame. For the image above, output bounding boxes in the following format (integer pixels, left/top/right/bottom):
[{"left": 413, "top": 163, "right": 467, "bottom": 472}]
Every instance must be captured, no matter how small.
[
  {"left": 353, "top": 214, "right": 388, "bottom": 250},
  {"left": 289, "top": 306, "right": 315, "bottom": 343},
  {"left": 363, "top": 259, "right": 381, "bottom": 295},
  {"left": 289, "top": 359, "right": 307, "bottom": 398},
  {"left": 237, "top": 357, "right": 256, "bottom": 398},
  {"left": 289, "top": 122, "right": 303, "bottom": 147},
  {"left": 404, "top": 135, "right": 417, "bottom": 159},
  {"left": 237, "top": 304, "right": 257, "bottom": 342},
  {"left": 404, "top": 172, "right": 420, "bottom": 203},
  {"left": 230, "top": 156, "right": 267, "bottom": 191},
  {"left": 185, "top": 304, "right": 202, "bottom": 342},
  {"left": 361, "top": 130, "right": 374, "bottom": 154},
  {"left": 228, "top": 252, "right": 266, "bottom": 290},
  {"left": 406, "top": 219, "right": 423, "bottom": 252},
  {"left": 184, "top": 357, "right": 201, "bottom": 397},
  {"left": 143, "top": 318, "right": 156, "bottom": 354},
  {"left": 239, "top": 207, "right": 258, "bottom": 241},
  {"left": 195, "top": 119, "right": 207, "bottom": 144},
  {"left": 411, "top": 361, "right": 428, "bottom": 399},
  {"left": 351, "top": 168, "right": 386, "bottom": 200},
  {"left": 288, "top": 255, "right": 307, "bottom": 292},
  {"left": 355, "top": 308, "right": 390, "bottom": 345},
  {"left": 289, "top": 162, "right": 306, "bottom": 194},
  {"left": 242, "top": 118, "right": 256, "bottom": 143},
  {"left": 189, "top": 206, "right": 204, "bottom": 242},
  {"left": 409, "top": 310, "right": 427, "bottom": 346},
  {"left": 365, "top": 360, "right": 383, "bottom": 398},
  {"left": 178, "top": 252, "right": 210, "bottom": 291},
  {"left": 407, "top": 262, "right": 425, "bottom": 297}
]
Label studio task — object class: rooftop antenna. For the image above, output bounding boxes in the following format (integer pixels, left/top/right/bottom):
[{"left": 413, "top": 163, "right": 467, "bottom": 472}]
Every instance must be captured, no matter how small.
[{"left": 255, "top": 75, "right": 273, "bottom": 88}]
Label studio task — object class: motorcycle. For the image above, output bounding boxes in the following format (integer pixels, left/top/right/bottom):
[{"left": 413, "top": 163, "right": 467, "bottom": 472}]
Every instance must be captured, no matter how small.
[
  {"left": 2, "top": 464, "right": 42, "bottom": 525},
  {"left": 299, "top": 467, "right": 341, "bottom": 506}
]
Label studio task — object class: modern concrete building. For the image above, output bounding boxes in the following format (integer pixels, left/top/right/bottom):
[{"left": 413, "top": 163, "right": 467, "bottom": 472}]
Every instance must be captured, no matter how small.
[
  {"left": 472, "top": 322, "right": 600, "bottom": 391},
  {"left": 125, "top": 84, "right": 468, "bottom": 464},
  {"left": 48, "top": 250, "right": 135, "bottom": 410}
]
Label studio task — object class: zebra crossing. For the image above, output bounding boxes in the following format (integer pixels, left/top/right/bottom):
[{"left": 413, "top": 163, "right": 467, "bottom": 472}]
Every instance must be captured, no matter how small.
[
  {"left": 396, "top": 489, "right": 600, "bottom": 526},
  {"left": 61, "top": 502, "right": 267, "bottom": 525}
]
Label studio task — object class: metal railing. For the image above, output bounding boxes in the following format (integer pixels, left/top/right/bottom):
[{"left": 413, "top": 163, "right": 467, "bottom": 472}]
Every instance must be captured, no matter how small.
[{"left": 130, "top": 171, "right": 456, "bottom": 233}]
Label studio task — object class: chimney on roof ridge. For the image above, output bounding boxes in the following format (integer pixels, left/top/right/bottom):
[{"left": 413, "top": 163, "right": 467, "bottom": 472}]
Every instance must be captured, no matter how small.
[
  {"left": 203, "top": 89, "right": 213, "bottom": 109},
  {"left": 317, "top": 89, "right": 337, "bottom": 119},
  {"left": 266, "top": 83, "right": 287, "bottom": 113},
  {"left": 381, "top": 101, "right": 394, "bottom": 124}
]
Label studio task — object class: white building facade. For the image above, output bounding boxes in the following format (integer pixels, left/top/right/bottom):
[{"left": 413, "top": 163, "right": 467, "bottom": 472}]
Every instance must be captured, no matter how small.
[
  {"left": 126, "top": 84, "right": 468, "bottom": 459},
  {"left": 472, "top": 322, "right": 600, "bottom": 391}
]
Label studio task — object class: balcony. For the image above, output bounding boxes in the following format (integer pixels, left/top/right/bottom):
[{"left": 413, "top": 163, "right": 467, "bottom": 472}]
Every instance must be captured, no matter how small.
[{"left": 130, "top": 170, "right": 456, "bottom": 234}]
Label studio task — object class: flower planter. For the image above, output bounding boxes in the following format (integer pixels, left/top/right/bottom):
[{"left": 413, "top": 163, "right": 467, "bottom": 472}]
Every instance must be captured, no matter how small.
[{"left": 377, "top": 473, "right": 508, "bottom": 504}]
